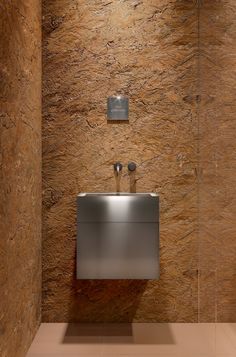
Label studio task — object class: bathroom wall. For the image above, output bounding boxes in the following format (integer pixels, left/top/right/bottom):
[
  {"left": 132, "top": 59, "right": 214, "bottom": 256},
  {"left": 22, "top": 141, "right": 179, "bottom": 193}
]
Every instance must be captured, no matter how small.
[
  {"left": 42, "top": 0, "right": 199, "bottom": 322},
  {"left": 0, "top": 1, "right": 41, "bottom": 356},
  {"left": 199, "top": 0, "right": 236, "bottom": 322}
]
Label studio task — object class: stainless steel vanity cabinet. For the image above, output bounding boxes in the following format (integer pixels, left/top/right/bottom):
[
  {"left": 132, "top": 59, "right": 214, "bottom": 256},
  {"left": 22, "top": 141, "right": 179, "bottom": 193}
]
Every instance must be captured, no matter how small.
[{"left": 76, "top": 193, "right": 159, "bottom": 279}]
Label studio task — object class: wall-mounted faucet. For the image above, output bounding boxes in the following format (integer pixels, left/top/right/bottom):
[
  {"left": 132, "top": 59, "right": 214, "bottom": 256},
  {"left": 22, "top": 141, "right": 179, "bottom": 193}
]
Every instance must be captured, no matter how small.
[
  {"left": 114, "top": 162, "right": 123, "bottom": 175},
  {"left": 113, "top": 162, "right": 137, "bottom": 193}
]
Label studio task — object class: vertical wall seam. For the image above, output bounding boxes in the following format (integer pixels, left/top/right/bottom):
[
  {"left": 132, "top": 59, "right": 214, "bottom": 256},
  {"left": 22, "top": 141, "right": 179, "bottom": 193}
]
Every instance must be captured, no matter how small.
[{"left": 197, "top": 0, "right": 201, "bottom": 323}]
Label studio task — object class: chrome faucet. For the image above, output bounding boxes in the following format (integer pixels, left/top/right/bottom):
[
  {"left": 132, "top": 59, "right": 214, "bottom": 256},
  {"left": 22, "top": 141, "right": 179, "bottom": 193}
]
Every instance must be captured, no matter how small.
[{"left": 114, "top": 162, "right": 123, "bottom": 175}]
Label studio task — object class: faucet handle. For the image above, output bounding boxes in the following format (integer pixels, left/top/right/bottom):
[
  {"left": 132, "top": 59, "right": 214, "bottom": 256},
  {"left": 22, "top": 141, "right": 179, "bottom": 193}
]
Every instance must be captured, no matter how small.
[
  {"left": 114, "top": 162, "right": 123, "bottom": 174},
  {"left": 128, "top": 162, "right": 136, "bottom": 172}
]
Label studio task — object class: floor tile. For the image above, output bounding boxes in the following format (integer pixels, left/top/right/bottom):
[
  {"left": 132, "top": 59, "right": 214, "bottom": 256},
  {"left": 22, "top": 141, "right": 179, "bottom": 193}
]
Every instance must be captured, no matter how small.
[
  {"left": 101, "top": 323, "right": 215, "bottom": 355},
  {"left": 26, "top": 323, "right": 103, "bottom": 355},
  {"left": 26, "top": 323, "right": 236, "bottom": 356},
  {"left": 215, "top": 323, "right": 236, "bottom": 354}
]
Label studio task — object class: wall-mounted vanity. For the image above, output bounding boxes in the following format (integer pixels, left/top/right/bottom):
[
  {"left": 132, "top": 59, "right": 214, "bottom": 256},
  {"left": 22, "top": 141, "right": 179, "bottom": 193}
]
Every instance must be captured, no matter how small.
[{"left": 77, "top": 193, "right": 159, "bottom": 279}]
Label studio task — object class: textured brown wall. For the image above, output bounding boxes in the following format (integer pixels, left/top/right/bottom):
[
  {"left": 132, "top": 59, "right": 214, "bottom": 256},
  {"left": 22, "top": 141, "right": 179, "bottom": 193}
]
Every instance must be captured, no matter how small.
[
  {"left": 0, "top": 1, "right": 41, "bottom": 356},
  {"left": 199, "top": 0, "right": 236, "bottom": 322},
  {"left": 42, "top": 0, "right": 199, "bottom": 322}
]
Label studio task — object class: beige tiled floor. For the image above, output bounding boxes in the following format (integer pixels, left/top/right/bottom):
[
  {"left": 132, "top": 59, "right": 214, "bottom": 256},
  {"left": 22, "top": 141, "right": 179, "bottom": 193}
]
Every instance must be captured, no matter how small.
[{"left": 27, "top": 323, "right": 236, "bottom": 357}]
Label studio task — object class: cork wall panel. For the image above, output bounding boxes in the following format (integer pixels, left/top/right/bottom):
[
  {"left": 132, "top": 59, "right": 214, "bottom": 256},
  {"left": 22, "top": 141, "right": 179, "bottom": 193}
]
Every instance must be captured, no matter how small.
[
  {"left": 42, "top": 0, "right": 198, "bottom": 322},
  {"left": 0, "top": 1, "right": 41, "bottom": 356},
  {"left": 199, "top": 0, "right": 236, "bottom": 322}
]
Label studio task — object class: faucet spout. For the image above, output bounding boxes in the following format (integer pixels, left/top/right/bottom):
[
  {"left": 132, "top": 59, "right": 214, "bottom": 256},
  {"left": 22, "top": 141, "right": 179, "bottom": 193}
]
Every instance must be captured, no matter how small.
[{"left": 114, "top": 162, "right": 122, "bottom": 175}]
